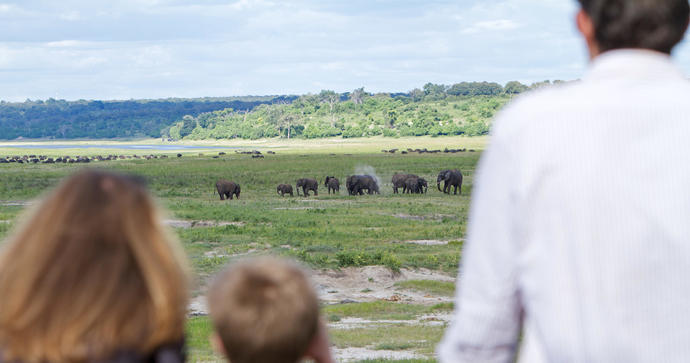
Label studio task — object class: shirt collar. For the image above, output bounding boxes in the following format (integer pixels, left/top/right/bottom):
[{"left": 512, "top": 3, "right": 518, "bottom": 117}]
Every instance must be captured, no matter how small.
[{"left": 585, "top": 49, "right": 685, "bottom": 81}]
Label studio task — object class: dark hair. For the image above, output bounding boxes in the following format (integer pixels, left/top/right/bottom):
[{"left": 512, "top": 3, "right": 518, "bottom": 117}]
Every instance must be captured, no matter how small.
[{"left": 578, "top": 0, "right": 689, "bottom": 53}]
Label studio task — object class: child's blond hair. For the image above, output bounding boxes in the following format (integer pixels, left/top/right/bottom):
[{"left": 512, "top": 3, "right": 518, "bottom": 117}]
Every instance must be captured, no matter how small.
[{"left": 208, "top": 257, "right": 319, "bottom": 363}]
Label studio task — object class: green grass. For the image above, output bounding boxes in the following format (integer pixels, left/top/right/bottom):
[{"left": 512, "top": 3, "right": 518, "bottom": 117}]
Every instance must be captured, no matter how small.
[
  {"left": 186, "top": 316, "right": 223, "bottom": 362},
  {"left": 0, "top": 141, "right": 478, "bottom": 276},
  {"left": 394, "top": 280, "right": 456, "bottom": 297},
  {"left": 330, "top": 324, "right": 445, "bottom": 355},
  {"left": 323, "top": 301, "right": 453, "bottom": 321}
]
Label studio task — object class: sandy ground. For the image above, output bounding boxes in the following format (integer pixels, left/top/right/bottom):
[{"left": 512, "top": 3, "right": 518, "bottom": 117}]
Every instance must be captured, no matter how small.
[
  {"left": 333, "top": 347, "right": 426, "bottom": 362},
  {"left": 189, "top": 266, "right": 456, "bottom": 315},
  {"left": 312, "top": 266, "right": 455, "bottom": 305}
]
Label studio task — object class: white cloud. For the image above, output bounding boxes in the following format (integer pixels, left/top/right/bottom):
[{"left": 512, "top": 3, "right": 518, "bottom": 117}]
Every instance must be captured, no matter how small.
[
  {"left": 59, "top": 10, "right": 81, "bottom": 21},
  {"left": 0, "top": 0, "right": 688, "bottom": 101},
  {"left": 462, "top": 19, "right": 522, "bottom": 34}
]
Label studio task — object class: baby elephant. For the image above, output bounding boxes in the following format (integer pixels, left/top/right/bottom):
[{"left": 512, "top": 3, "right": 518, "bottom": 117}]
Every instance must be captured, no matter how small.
[
  {"left": 404, "top": 176, "right": 428, "bottom": 194},
  {"left": 216, "top": 179, "right": 241, "bottom": 200},
  {"left": 325, "top": 176, "right": 340, "bottom": 194},
  {"left": 277, "top": 184, "right": 293, "bottom": 197}
]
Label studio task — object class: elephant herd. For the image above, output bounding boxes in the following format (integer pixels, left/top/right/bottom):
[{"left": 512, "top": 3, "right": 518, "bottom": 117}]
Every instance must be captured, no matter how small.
[{"left": 216, "top": 169, "right": 463, "bottom": 201}]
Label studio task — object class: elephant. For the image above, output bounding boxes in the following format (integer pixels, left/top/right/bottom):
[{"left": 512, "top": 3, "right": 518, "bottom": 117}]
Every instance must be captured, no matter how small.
[
  {"left": 296, "top": 178, "right": 319, "bottom": 196},
  {"left": 404, "top": 177, "right": 427, "bottom": 194},
  {"left": 325, "top": 176, "right": 340, "bottom": 194},
  {"left": 347, "top": 175, "right": 380, "bottom": 195},
  {"left": 277, "top": 184, "right": 293, "bottom": 197},
  {"left": 437, "top": 169, "right": 463, "bottom": 195},
  {"left": 216, "top": 179, "right": 241, "bottom": 200},
  {"left": 392, "top": 173, "right": 418, "bottom": 194},
  {"left": 407, "top": 177, "right": 428, "bottom": 194},
  {"left": 346, "top": 175, "right": 357, "bottom": 195}
]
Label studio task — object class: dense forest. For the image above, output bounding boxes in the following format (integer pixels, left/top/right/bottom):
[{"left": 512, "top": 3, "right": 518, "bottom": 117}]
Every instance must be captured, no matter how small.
[
  {"left": 169, "top": 80, "right": 563, "bottom": 140},
  {"left": 0, "top": 96, "right": 295, "bottom": 139},
  {"left": 0, "top": 80, "right": 563, "bottom": 140}
]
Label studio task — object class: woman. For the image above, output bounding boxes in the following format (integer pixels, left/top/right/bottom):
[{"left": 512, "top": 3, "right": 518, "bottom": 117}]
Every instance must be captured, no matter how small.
[{"left": 0, "top": 170, "right": 189, "bottom": 363}]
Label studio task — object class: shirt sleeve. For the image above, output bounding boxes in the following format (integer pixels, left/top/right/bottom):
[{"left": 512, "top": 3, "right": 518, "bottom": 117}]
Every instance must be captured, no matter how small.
[{"left": 438, "top": 114, "right": 523, "bottom": 363}]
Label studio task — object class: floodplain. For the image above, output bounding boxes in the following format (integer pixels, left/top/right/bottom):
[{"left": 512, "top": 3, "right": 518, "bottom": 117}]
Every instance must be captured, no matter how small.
[{"left": 0, "top": 136, "right": 484, "bottom": 362}]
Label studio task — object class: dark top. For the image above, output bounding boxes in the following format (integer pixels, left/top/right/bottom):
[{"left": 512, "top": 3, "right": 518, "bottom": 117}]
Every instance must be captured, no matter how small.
[{"left": 1, "top": 340, "right": 185, "bottom": 363}]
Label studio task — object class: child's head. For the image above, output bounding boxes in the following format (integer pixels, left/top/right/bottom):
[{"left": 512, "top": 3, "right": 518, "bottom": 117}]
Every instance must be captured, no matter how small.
[{"left": 208, "top": 257, "right": 320, "bottom": 363}]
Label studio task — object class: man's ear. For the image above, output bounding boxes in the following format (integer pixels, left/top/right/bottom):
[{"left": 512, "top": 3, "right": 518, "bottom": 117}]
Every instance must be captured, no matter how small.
[
  {"left": 576, "top": 9, "right": 600, "bottom": 59},
  {"left": 211, "top": 332, "right": 227, "bottom": 356}
]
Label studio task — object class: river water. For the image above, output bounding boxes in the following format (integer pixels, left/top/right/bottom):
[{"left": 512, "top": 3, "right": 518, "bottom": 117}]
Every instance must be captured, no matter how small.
[{"left": 0, "top": 144, "right": 239, "bottom": 151}]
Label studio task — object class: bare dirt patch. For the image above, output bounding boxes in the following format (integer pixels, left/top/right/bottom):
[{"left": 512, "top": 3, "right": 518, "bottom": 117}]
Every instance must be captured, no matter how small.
[
  {"left": 330, "top": 313, "right": 452, "bottom": 330},
  {"left": 203, "top": 248, "right": 257, "bottom": 259},
  {"left": 312, "top": 266, "right": 455, "bottom": 305},
  {"left": 0, "top": 201, "right": 32, "bottom": 206},
  {"left": 164, "top": 219, "right": 245, "bottom": 228},
  {"left": 333, "top": 347, "right": 425, "bottom": 362},
  {"left": 389, "top": 213, "right": 455, "bottom": 221},
  {"left": 297, "top": 199, "right": 351, "bottom": 204},
  {"left": 405, "top": 239, "right": 452, "bottom": 246},
  {"left": 188, "top": 296, "right": 207, "bottom": 316},
  {"left": 188, "top": 266, "right": 455, "bottom": 315}
]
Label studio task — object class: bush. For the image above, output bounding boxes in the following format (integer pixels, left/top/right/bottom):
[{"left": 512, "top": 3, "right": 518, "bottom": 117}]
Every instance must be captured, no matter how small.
[
  {"left": 342, "top": 126, "right": 364, "bottom": 138},
  {"left": 382, "top": 128, "right": 398, "bottom": 137}
]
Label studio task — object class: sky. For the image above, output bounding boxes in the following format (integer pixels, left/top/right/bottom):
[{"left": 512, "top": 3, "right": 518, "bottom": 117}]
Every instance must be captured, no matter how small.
[{"left": 1, "top": 0, "right": 690, "bottom": 102}]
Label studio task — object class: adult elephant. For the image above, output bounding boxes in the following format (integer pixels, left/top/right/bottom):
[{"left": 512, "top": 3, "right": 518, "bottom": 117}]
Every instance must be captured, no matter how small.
[
  {"left": 346, "top": 175, "right": 358, "bottom": 195},
  {"left": 277, "top": 184, "right": 293, "bottom": 197},
  {"left": 325, "top": 176, "right": 340, "bottom": 194},
  {"left": 437, "top": 169, "right": 463, "bottom": 195},
  {"left": 348, "top": 175, "right": 380, "bottom": 195},
  {"left": 216, "top": 179, "right": 241, "bottom": 200},
  {"left": 392, "top": 173, "right": 417, "bottom": 194},
  {"left": 296, "top": 178, "right": 319, "bottom": 196}
]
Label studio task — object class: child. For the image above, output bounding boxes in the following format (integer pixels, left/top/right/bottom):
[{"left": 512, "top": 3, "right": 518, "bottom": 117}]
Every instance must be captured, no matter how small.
[{"left": 208, "top": 257, "right": 334, "bottom": 363}]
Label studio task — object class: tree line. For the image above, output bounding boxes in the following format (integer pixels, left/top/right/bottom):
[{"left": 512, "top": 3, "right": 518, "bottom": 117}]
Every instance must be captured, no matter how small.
[
  {"left": 0, "top": 96, "right": 295, "bottom": 139},
  {"left": 0, "top": 80, "right": 564, "bottom": 140},
  {"left": 169, "top": 80, "right": 564, "bottom": 140}
]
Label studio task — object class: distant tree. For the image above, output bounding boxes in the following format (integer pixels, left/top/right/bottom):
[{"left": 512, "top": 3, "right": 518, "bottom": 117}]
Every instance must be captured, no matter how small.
[
  {"left": 319, "top": 90, "right": 339, "bottom": 126},
  {"left": 476, "top": 82, "right": 503, "bottom": 95},
  {"left": 530, "top": 80, "right": 552, "bottom": 90},
  {"left": 448, "top": 82, "right": 471, "bottom": 96},
  {"left": 349, "top": 87, "right": 366, "bottom": 105},
  {"left": 504, "top": 81, "right": 528, "bottom": 94},
  {"left": 179, "top": 115, "right": 197, "bottom": 137},
  {"left": 409, "top": 88, "right": 425, "bottom": 102},
  {"left": 423, "top": 83, "right": 448, "bottom": 99}
]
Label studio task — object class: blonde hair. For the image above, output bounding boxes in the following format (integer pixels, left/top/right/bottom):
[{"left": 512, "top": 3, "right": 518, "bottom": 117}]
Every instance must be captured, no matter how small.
[
  {"left": 0, "top": 170, "right": 189, "bottom": 362},
  {"left": 208, "top": 257, "right": 319, "bottom": 363}
]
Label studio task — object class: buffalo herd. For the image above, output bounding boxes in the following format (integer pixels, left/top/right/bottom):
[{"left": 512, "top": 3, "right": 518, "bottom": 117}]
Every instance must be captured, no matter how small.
[
  {"left": 217, "top": 169, "right": 464, "bottom": 201},
  {"left": 382, "top": 148, "right": 475, "bottom": 154},
  {"left": 0, "top": 154, "right": 172, "bottom": 164}
]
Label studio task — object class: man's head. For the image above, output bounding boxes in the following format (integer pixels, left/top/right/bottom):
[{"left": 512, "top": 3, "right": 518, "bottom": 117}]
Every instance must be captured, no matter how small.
[
  {"left": 577, "top": 0, "right": 689, "bottom": 57},
  {"left": 207, "top": 257, "right": 320, "bottom": 363}
]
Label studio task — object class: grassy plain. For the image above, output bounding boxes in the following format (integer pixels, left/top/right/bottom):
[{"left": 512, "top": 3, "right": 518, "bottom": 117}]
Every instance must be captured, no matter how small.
[{"left": 0, "top": 136, "right": 483, "bottom": 362}]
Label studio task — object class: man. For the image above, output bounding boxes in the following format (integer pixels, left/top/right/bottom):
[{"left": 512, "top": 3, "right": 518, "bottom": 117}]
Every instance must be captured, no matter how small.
[{"left": 438, "top": 1, "right": 690, "bottom": 362}]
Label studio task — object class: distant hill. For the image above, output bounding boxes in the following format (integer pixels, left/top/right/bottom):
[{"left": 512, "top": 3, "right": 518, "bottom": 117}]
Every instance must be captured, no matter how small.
[
  {"left": 0, "top": 80, "right": 562, "bottom": 140},
  {"left": 168, "top": 81, "right": 562, "bottom": 140},
  {"left": 0, "top": 96, "right": 296, "bottom": 139}
]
